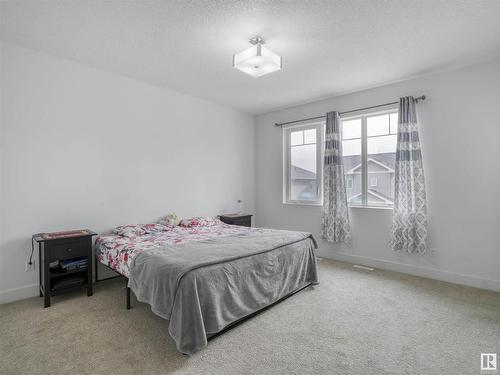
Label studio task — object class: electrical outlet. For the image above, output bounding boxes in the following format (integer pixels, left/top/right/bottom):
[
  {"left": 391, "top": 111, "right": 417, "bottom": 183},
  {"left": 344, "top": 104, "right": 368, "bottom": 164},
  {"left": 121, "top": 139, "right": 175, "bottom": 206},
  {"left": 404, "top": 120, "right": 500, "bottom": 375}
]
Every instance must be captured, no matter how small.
[{"left": 25, "top": 260, "right": 34, "bottom": 272}]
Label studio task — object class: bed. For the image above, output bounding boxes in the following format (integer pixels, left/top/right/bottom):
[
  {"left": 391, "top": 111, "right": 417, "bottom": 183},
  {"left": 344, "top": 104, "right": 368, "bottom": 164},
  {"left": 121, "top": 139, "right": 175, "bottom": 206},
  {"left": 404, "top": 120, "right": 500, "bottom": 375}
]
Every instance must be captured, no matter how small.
[{"left": 95, "top": 220, "right": 318, "bottom": 354}]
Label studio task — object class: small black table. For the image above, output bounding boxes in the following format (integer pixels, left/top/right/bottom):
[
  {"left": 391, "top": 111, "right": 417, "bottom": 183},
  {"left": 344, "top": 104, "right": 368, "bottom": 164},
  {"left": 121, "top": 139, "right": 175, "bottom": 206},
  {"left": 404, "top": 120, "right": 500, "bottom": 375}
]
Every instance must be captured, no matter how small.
[
  {"left": 219, "top": 214, "right": 253, "bottom": 227},
  {"left": 33, "top": 230, "right": 97, "bottom": 307}
]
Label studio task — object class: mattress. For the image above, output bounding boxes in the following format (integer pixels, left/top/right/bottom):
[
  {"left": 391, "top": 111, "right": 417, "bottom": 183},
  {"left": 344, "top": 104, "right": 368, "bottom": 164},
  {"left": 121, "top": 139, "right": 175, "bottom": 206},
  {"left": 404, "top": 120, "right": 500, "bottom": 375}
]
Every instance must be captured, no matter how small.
[
  {"left": 95, "top": 223, "right": 251, "bottom": 277},
  {"left": 96, "top": 223, "right": 318, "bottom": 354}
]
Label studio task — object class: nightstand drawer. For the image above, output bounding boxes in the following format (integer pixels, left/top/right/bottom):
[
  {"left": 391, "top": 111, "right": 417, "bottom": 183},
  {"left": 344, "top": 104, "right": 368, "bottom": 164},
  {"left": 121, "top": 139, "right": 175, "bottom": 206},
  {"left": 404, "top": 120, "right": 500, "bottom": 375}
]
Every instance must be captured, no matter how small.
[
  {"left": 231, "top": 217, "right": 251, "bottom": 227},
  {"left": 47, "top": 241, "right": 88, "bottom": 262},
  {"left": 219, "top": 214, "right": 252, "bottom": 227}
]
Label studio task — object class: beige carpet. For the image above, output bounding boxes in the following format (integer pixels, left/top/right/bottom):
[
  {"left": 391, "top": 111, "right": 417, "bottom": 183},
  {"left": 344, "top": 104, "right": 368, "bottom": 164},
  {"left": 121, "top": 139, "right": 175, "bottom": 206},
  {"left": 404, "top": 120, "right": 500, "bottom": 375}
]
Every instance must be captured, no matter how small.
[{"left": 1, "top": 259, "right": 499, "bottom": 375}]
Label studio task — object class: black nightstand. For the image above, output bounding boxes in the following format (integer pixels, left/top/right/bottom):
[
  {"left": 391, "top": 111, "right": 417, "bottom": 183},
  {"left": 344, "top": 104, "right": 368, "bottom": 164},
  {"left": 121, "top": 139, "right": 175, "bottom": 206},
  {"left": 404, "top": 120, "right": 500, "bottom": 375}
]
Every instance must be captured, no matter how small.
[
  {"left": 219, "top": 214, "right": 253, "bottom": 227},
  {"left": 33, "top": 230, "right": 97, "bottom": 307}
]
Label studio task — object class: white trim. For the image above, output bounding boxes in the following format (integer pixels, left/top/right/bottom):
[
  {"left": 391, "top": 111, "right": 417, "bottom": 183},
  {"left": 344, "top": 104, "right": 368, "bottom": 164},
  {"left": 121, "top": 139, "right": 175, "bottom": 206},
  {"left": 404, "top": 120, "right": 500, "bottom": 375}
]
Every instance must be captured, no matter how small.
[
  {"left": 346, "top": 162, "right": 362, "bottom": 175},
  {"left": 367, "top": 158, "right": 394, "bottom": 173},
  {"left": 348, "top": 192, "right": 363, "bottom": 201},
  {"left": 0, "top": 283, "right": 39, "bottom": 304},
  {"left": 366, "top": 189, "right": 392, "bottom": 204},
  {"left": 316, "top": 251, "right": 500, "bottom": 292},
  {"left": 349, "top": 205, "right": 393, "bottom": 210},
  {"left": 346, "top": 170, "right": 393, "bottom": 176},
  {"left": 345, "top": 157, "right": 395, "bottom": 175},
  {"left": 280, "top": 119, "right": 325, "bottom": 130},
  {"left": 283, "top": 201, "right": 323, "bottom": 207}
]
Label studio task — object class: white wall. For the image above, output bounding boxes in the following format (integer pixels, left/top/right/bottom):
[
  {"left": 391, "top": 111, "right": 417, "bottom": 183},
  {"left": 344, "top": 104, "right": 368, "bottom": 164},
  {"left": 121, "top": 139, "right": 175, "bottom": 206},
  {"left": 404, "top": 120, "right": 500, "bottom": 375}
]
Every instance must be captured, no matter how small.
[
  {"left": 2, "top": 42, "right": 498, "bottom": 304},
  {"left": 255, "top": 60, "right": 500, "bottom": 291},
  {"left": 0, "top": 43, "right": 255, "bottom": 303}
]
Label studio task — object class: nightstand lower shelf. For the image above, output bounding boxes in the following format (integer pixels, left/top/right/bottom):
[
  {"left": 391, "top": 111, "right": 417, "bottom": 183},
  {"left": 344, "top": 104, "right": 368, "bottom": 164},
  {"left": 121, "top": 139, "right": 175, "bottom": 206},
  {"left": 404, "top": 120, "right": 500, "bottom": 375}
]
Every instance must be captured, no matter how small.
[
  {"left": 40, "top": 273, "right": 89, "bottom": 297},
  {"left": 49, "top": 267, "right": 88, "bottom": 279}
]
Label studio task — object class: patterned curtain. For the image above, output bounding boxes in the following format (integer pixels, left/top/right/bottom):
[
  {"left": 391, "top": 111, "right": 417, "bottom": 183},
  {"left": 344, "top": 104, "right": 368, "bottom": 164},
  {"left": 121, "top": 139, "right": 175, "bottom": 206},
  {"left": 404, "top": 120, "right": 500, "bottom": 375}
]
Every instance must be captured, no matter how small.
[
  {"left": 390, "top": 97, "right": 428, "bottom": 253},
  {"left": 321, "top": 111, "right": 351, "bottom": 243}
]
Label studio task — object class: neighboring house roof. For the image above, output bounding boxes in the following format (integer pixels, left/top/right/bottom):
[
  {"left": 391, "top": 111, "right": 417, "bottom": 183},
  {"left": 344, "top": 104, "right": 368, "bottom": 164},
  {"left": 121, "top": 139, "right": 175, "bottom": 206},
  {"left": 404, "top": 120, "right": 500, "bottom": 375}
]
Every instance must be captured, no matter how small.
[
  {"left": 368, "top": 189, "right": 393, "bottom": 203},
  {"left": 346, "top": 158, "right": 394, "bottom": 175},
  {"left": 348, "top": 189, "right": 393, "bottom": 204},
  {"left": 343, "top": 153, "right": 395, "bottom": 172},
  {"left": 344, "top": 153, "right": 395, "bottom": 175},
  {"left": 291, "top": 165, "right": 316, "bottom": 180}
]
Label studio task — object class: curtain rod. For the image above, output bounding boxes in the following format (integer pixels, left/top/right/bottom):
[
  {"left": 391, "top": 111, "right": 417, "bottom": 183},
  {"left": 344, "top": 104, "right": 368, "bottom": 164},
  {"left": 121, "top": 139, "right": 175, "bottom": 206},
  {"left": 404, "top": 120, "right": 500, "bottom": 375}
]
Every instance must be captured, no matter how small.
[{"left": 274, "top": 95, "right": 426, "bottom": 127}]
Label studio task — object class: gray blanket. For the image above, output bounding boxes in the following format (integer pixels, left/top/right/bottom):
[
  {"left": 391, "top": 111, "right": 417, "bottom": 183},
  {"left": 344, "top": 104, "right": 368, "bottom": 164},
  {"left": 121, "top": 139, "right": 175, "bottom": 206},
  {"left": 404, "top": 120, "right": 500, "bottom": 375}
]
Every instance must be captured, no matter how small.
[{"left": 128, "top": 227, "right": 318, "bottom": 354}]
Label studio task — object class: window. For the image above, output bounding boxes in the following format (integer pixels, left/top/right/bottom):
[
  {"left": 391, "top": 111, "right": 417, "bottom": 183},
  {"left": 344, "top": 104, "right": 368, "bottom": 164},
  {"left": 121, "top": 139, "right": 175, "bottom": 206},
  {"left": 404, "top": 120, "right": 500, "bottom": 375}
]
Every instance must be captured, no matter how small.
[
  {"left": 341, "top": 108, "right": 397, "bottom": 207},
  {"left": 283, "top": 122, "right": 323, "bottom": 205}
]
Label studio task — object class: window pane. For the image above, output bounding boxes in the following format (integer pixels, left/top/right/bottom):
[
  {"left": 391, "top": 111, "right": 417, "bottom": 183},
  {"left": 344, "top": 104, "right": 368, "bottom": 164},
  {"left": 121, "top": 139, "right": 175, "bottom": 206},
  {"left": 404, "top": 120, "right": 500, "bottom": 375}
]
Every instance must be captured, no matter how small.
[
  {"left": 342, "top": 119, "right": 361, "bottom": 204},
  {"left": 342, "top": 119, "right": 361, "bottom": 139},
  {"left": 367, "top": 133, "right": 396, "bottom": 206},
  {"left": 367, "top": 134, "right": 397, "bottom": 154},
  {"left": 290, "top": 144, "right": 317, "bottom": 201},
  {"left": 290, "top": 130, "right": 303, "bottom": 146},
  {"left": 389, "top": 113, "right": 398, "bottom": 134},
  {"left": 342, "top": 139, "right": 361, "bottom": 157},
  {"left": 303, "top": 128, "right": 316, "bottom": 144},
  {"left": 367, "top": 114, "right": 390, "bottom": 136}
]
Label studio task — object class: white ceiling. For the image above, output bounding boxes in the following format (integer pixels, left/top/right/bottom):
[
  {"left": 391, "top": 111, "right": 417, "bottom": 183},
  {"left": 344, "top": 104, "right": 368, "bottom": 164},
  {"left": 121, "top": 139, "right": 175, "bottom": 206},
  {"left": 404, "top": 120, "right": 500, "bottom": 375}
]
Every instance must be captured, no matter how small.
[{"left": 1, "top": 1, "right": 500, "bottom": 115}]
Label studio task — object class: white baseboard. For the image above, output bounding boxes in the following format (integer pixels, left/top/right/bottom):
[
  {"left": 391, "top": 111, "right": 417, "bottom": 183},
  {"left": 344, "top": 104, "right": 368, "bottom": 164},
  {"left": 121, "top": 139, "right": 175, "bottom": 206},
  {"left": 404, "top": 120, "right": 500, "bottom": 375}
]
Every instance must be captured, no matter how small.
[
  {"left": 0, "top": 283, "right": 39, "bottom": 304},
  {"left": 2, "top": 252, "right": 498, "bottom": 305},
  {"left": 319, "top": 251, "right": 500, "bottom": 292}
]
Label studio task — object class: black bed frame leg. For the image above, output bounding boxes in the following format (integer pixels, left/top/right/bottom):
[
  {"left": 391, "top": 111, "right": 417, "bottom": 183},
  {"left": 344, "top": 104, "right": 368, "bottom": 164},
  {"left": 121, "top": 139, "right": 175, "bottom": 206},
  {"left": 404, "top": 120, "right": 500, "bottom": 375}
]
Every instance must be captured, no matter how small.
[
  {"left": 94, "top": 255, "right": 98, "bottom": 283},
  {"left": 126, "top": 286, "right": 131, "bottom": 310}
]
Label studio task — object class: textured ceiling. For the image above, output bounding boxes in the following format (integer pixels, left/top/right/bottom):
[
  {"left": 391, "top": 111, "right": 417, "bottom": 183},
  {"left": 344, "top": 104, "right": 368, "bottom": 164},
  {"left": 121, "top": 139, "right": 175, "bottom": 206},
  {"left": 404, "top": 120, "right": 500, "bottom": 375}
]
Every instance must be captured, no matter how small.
[{"left": 1, "top": 1, "right": 500, "bottom": 114}]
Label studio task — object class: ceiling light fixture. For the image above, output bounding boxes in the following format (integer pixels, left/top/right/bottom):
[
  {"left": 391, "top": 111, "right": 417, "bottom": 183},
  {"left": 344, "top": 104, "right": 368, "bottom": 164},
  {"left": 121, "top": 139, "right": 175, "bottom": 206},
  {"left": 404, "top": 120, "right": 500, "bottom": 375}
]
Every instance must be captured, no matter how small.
[{"left": 233, "top": 36, "right": 282, "bottom": 78}]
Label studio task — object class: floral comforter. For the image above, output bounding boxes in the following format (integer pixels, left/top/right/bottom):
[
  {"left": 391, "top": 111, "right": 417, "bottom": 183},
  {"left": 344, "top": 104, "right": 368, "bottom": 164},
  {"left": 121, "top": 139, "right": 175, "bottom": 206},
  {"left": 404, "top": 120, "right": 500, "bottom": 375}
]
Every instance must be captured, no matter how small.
[{"left": 95, "top": 223, "right": 251, "bottom": 277}]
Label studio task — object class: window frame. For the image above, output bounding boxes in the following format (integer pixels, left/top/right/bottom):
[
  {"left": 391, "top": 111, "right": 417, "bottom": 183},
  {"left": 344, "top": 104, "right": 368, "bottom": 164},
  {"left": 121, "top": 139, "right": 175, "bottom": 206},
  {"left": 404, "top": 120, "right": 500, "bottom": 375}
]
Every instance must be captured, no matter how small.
[
  {"left": 283, "top": 121, "right": 324, "bottom": 206},
  {"left": 341, "top": 106, "right": 398, "bottom": 209}
]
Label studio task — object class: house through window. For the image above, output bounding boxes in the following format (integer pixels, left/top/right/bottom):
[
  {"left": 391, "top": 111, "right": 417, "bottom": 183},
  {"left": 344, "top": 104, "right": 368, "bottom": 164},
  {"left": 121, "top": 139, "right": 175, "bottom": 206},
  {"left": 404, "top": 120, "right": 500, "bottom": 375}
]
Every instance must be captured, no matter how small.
[{"left": 341, "top": 108, "right": 398, "bottom": 207}]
